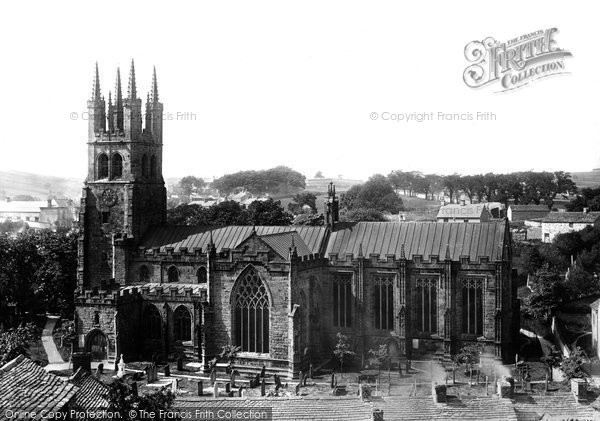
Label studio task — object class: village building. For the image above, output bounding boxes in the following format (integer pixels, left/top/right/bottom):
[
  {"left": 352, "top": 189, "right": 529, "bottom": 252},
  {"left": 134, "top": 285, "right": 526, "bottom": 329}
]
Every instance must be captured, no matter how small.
[
  {"left": 541, "top": 211, "right": 600, "bottom": 243},
  {"left": 436, "top": 203, "right": 492, "bottom": 223},
  {"left": 507, "top": 205, "right": 550, "bottom": 223},
  {"left": 75, "top": 62, "right": 518, "bottom": 378},
  {"left": 0, "top": 197, "right": 74, "bottom": 230}
]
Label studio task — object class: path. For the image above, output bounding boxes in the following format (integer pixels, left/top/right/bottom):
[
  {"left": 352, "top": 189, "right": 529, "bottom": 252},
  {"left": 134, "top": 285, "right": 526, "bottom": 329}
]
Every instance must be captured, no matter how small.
[{"left": 41, "top": 315, "right": 71, "bottom": 371}]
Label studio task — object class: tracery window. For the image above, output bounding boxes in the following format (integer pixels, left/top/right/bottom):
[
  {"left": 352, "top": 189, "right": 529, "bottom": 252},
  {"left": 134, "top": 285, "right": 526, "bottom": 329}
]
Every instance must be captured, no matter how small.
[
  {"left": 233, "top": 268, "right": 269, "bottom": 353},
  {"left": 462, "top": 278, "right": 483, "bottom": 335},
  {"left": 174, "top": 306, "right": 191, "bottom": 341},
  {"left": 111, "top": 153, "right": 123, "bottom": 179},
  {"left": 415, "top": 277, "right": 437, "bottom": 334},
  {"left": 144, "top": 305, "right": 162, "bottom": 340},
  {"left": 373, "top": 275, "right": 394, "bottom": 330},
  {"left": 333, "top": 273, "right": 352, "bottom": 328}
]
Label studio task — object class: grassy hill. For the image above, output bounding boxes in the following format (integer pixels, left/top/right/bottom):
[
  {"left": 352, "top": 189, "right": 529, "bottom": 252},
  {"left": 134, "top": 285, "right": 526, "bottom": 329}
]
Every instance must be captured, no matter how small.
[
  {"left": 0, "top": 170, "right": 82, "bottom": 200},
  {"left": 571, "top": 170, "right": 600, "bottom": 189}
]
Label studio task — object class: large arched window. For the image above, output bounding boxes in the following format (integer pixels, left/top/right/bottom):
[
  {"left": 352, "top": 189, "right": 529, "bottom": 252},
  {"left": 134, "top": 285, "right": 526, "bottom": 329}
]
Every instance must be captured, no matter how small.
[
  {"left": 111, "top": 153, "right": 123, "bottom": 179},
  {"left": 141, "top": 154, "right": 148, "bottom": 177},
  {"left": 150, "top": 155, "right": 157, "bottom": 178},
  {"left": 139, "top": 265, "right": 150, "bottom": 283},
  {"left": 167, "top": 266, "right": 179, "bottom": 283},
  {"left": 97, "top": 154, "right": 109, "bottom": 179},
  {"left": 143, "top": 305, "right": 162, "bottom": 340},
  {"left": 197, "top": 267, "right": 207, "bottom": 284},
  {"left": 233, "top": 267, "right": 269, "bottom": 353},
  {"left": 174, "top": 306, "right": 191, "bottom": 341}
]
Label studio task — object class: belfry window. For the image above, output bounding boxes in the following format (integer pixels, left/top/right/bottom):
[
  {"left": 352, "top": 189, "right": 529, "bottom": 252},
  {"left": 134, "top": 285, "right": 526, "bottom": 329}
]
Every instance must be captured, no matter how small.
[
  {"left": 373, "top": 275, "right": 394, "bottom": 330},
  {"left": 142, "top": 154, "right": 148, "bottom": 177},
  {"left": 111, "top": 153, "right": 123, "bottom": 179},
  {"left": 462, "top": 278, "right": 483, "bottom": 335},
  {"left": 197, "top": 267, "right": 207, "bottom": 283},
  {"left": 150, "top": 155, "right": 157, "bottom": 178},
  {"left": 139, "top": 265, "right": 150, "bottom": 283},
  {"left": 167, "top": 266, "right": 179, "bottom": 283},
  {"left": 415, "top": 277, "right": 437, "bottom": 334},
  {"left": 97, "top": 154, "right": 109, "bottom": 179},
  {"left": 174, "top": 306, "right": 191, "bottom": 341},
  {"left": 233, "top": 267, "right": 269, "bottom": 353},
  {"left": 143, "top": 305, "right": 162, "bottom": 340},
  {"left": 333, "top": 273, "right": 352, "bottom": 328}
]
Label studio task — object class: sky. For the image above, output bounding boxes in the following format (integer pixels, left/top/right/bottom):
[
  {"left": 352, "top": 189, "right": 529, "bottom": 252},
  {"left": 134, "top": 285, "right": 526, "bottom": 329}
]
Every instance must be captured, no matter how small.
[{"left": 0, "top": 1, "right": 598, "bottom": 181}]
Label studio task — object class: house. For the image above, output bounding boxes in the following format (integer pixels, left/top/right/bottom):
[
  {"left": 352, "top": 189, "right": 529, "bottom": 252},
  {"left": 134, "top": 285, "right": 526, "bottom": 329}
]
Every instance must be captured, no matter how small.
[
  {"left": 68, "top": 367, "right": 110, "bottom": 410},
  {"left": 0, "top": 197, "right": 74, "bottom": 230},
  {"left": 507, "top": 205, "right": 550, "bottom": 222},
  {"left": 541, "top": 211, "right": 600, "bottom": 243},
  {"left": 0, "top": 355, "right": 78, "bottom": 417},
  {"left": 436, "top": 203, "right": 492, "bottom": 223}
]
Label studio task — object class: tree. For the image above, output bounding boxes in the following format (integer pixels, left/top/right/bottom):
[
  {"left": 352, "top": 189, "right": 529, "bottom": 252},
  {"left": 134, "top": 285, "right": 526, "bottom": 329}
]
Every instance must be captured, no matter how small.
[
  {"left": 341, "top": 175, "right": 403, "bottom": 214},
  {"left": 567, "top": 187, "right": 600, "bottom": 212},
  {"left": 314, "top": 171, "right": 324, "bottom": 179},
  {"left": 179, "top": 176, "right": 205, "bottom": 196},
  {"left": 288, "top": 192, "right": 317, "bottom": 214},
  {"left": 452, "top": 344, "right": 482, "bottom": 375},
  {"left": 0, "top": 323, "right": 39, "bottom": 365},
  {"left": 443, "top": 174, "right": 461, "bottom": 203},
  {"left": 212, "top": 166, "right": 306, "bottom": 195},
  {"left": 107, "top": 380, "right": 176, "bottom": 420},
  {"left": 368, "top": 344, "right": 391, "bottom": 375},
  {"left": 333, "top": 332, "right": 355, "bottom": 375},
  {"left": 521, "top": 264, "right": 566, "bottom": 322},
  {"left": 245, "top": 199, "right": 293, "bottom": 225},
  {"left": 560, "top": 346, "right": 587, "bottom": 380},
  {"left": 541, "top": 345, "right": 562, "bottom": 381}
]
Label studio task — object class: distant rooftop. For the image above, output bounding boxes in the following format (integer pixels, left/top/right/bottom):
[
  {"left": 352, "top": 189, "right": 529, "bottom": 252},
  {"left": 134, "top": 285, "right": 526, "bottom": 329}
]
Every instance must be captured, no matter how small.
[{"left": 543, "top": 211, "right": 600, "bottom": 223}]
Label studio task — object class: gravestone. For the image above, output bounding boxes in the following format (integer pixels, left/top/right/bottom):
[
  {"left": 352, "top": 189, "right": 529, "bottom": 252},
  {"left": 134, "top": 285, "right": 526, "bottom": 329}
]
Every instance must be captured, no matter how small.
[
  {"left": 116, "top": 355, "right": 126, "bottom": 379},
  {"left": 260, "top": 365, "right": 266, "bottom": 379},
  {"left": 299, "top": 371, "right": 303, "bottom": 385},
  {"left": 177, "top": 357, "right": 183, "bottom": 371},
  {"left": 254, "top": 373, "right": 260, "bottom": 387},
  {"left": 171, "top": 378, "right": 179, "bottom": 393},
  {"left": 309, "top": 364, "right": 313, "bottom": 379},
  {"left": 295, "top": 383, "right": 300, "bottom": 395},
  {"left": 274, "top": 374, "right": 282, "bottom": 388},
  {"left": 330, "top": 373, "right": 335, "bottom": 389},
  {"left": 230, "top": 370, "right": 237, "bottom": 388},
  {"left": 225, "top": 382, "right": 231, "bottom": 393},
  {"left": 164, "top": 365, "right": 170, "bottom": 377},
  {"left": 213, "top": 382, "right": 219, "bottom": 397},
  {"left": 210, "top": 369, "right": 217, "bottom": 385},
  {"left": 261, "top": 378, "right": 266, "bottom": 396},
  {"left": 303, "top": 372, "right": 307, "bottom": 387},
  {"left": 97, "top": 363, "right": 104, "bottom": 375},
  {"left": 239, "top": 386, "right": 245, "bottom": 397},
  {"left": 197, "top": 381, "right": 204, "bottom": 396}
]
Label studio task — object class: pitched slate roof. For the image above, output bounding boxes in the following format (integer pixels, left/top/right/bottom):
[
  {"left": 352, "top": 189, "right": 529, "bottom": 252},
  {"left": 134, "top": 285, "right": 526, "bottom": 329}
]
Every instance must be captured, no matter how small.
[
  {"left": 259, "top": 232, "right": 312, "bottom": 259},
  {"left": 436, "top": 204, "right": 490, "bottom": 220},
  {"left": 175, "top": 396, "right": 374, "bottom": 420},
  {"left": 509, "top": 205, "right": 550, "bottom": 222},
  {"left": 68, "top": 367, "right": 110, "bottom": 410},
  {"left": 512, "top": 393, "right": 596, "bottom": 421},
  {"left": 375, "top": 395, "right": 518, "bottom": 420},
  {"left": 141, "top": 226, "right": 327, "bottom": 255},
  {"left": 0, "top": 355, "right": 78, "bottom": 418},
  {"left": 326, "top": 221, "right": 508, "bottom": 261},
  {"left": 542, "top": 212, "right": 600, "bottom": 224}
]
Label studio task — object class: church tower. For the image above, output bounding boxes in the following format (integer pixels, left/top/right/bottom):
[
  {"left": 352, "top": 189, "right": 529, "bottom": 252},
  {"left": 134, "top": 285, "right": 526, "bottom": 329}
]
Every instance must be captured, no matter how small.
[{"left": 78, "top": 60, "right": 166, "bottom": 291}]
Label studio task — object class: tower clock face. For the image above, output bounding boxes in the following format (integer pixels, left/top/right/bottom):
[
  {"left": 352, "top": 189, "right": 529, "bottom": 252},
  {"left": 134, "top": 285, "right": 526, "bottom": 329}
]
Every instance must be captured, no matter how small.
[{"left": 101, "top": 188, "right": 118, "bottom": 207}]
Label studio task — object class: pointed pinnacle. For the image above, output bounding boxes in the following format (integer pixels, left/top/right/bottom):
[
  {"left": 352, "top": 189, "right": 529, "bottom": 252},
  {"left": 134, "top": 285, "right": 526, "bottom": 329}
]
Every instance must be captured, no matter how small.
[
  {"left": 151, "top": 66, "right": 159, "bottom": 103},
  {"left": 127, "top": 59, "right": 137, "bottom": 99},
  {"left": 400, "top": 243, "right": 405, "bottom": 259},
  {"left": 358, "top": 243, "right": 363, "bottom": 258},
  {"left": 115, "top": 68, "right": 123, "bottom": 104},
  {"left": 92, "top": 62, "right": 101, "bottom": 101},
  {"left": 445, "top": 243, "right": 451, "bottom": 260}
]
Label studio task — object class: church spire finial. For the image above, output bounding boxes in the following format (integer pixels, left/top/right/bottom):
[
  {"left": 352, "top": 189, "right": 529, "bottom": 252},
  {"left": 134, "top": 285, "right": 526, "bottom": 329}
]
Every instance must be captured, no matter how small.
[
  {"left": 114, "top": 68, "right": 124, "bottom": 132},
  {"left": 151, "top": 66, "right": 159, "bottom": 103},
  {"left": 127, "top": 59, "right": 137, "bottom": 100},
  {"left": 92, "top": 62, "right": 101, "bottom": 101},
  {"left": 445, "top": 243, "right": 451, "bottom": 260}
]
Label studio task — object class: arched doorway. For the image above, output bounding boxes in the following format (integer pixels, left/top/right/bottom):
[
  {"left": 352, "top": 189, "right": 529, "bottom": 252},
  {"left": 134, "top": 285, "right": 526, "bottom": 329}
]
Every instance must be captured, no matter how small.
[{"left": 86, "top": 330, "right": 108, "bottom": 361}]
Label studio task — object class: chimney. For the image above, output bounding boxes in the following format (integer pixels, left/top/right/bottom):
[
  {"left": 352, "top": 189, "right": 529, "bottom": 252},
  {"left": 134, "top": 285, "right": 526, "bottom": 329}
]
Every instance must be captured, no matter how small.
[
  {"left": 583, "top": 207, "right": 589, "bottom": 214},
  {"left": 497, "top": 377, "right": 514, "bottom": 398},
  {"left": 460, "top": 199, "right": 466, "bottom": 206},
  {"left": 47, "top": 199, "right": 53, "bottom": 208},
  {"left": 432, "top": 382, "right": 447, "bottom": 403},
  {"left": 571, "top": 378, "right": 587, "bottom": 402}
]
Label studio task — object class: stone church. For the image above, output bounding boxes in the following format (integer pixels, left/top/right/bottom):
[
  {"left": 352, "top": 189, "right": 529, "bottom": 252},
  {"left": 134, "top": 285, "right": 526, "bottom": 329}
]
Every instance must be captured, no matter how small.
[{"left": 75, "top": 61, "right": 518, "bottom": 377}]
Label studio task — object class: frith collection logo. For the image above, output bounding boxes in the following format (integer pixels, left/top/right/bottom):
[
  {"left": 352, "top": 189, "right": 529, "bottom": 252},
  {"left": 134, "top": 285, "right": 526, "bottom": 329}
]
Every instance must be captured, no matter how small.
[{"left": 463, "top": 28, "right": 572, "bottom": 92}]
